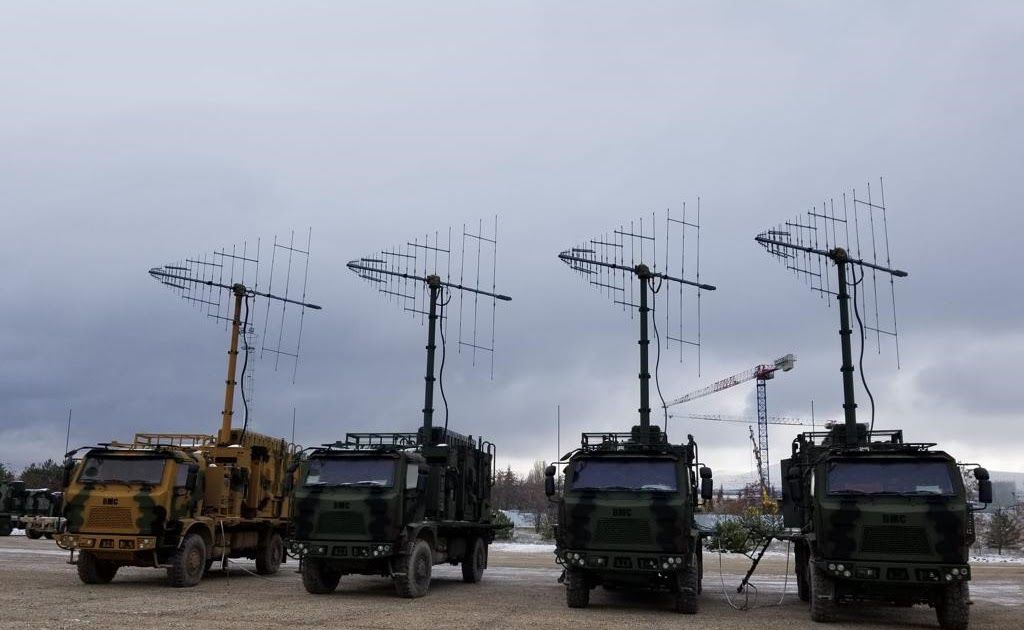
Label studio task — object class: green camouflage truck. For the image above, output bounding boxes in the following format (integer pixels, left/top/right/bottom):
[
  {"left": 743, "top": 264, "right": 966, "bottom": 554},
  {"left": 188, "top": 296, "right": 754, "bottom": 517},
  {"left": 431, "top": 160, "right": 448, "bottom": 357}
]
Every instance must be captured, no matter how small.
[
  {"left": 780, "top": 423, "right": 992, "bottom": 630},
  {"left": 544, "top": 425, "right": 715, "bottom": 613},
  {"left": 288, "top": 426, "right": 497, "bottom": 598},
  {"left": 0, "top": 481, "right": 64, "bottom": 539}
]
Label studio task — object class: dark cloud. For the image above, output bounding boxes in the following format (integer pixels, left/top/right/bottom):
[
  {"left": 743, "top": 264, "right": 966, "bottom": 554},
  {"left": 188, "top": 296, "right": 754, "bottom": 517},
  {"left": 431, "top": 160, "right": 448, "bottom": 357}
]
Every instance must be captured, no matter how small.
[{"left": 1, "top": 2, "right": 1021, "bottom": 475}]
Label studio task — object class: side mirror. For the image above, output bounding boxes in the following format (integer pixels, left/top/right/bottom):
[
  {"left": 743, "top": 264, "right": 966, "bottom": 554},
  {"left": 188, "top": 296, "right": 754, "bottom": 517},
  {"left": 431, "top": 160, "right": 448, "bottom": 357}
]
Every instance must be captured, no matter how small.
[
  {"left": 700, "top": 479, "right": 713, "bottom": 501},
  {"left": 974, "top": 467, "right": 992, "bottom": 504},
  {"left": 62, "top": 460, "right": 75, "bottom": 489},
  {"left": 978, "top": 480, "right": 992, "bottom": 505},
  {"left": 283, "top": 462, "right": 299, "bottom": 493},
  {"left": 544, "top": 465, "right": 556, "bottom": 497}
]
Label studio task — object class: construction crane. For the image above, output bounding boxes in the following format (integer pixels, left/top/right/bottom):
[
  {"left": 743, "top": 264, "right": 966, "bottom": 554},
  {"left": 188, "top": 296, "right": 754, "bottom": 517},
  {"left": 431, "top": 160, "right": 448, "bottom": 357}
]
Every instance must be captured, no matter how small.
[
  {"left": 670, "top": 413, "right": 814, "bottom": 426},
  {"left": 664, "top": 353, "right": 796, "bottom": 490}
]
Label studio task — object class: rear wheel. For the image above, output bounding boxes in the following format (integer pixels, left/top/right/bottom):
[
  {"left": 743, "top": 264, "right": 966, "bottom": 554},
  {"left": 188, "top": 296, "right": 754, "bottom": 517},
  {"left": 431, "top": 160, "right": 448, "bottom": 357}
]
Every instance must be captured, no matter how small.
[
  {"left": 809, "top": 565, "right": 837, "bottom": 622},
  {"left": 167, "top": 533, "right": 207, "bottom": 587},
  {"left": 302, "top": 558, "right": 342, "bottom": 594},
  {"left": 255, "top": 532, "right": 284, "bottom": 575},
  {"left": 77, "top": 551, "right": 119, "bottom": 584},
  {"left": 461, "top": 537, "right": 486, "bottom": 583},
  {"left": 565, "top": 569, "right": 590, "bottom": 608},
  {"left": 936, "top": 582, "right": 969, "bottom": 630},
  {"left": 43, "top": 532, "right": 54, "bottom": 540},
  {"left": 673, "top": 563, "right": 699, "bottom": 614},
  {"left": 25, "top": 529, "right": 43, "bottom": 540},
  {"left": 394, "top": 539, "right": 432, "bottom": 598}
]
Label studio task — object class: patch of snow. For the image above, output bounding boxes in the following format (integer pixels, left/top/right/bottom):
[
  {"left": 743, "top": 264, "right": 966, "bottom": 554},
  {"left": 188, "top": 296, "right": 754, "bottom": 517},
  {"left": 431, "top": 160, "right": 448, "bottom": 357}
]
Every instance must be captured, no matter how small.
[
  {"left": 491, "top": 542, "right": 556, "bottom": 553},
  {"left": 970, "top": 553, "right": 1024, "bottom": 564},
  {"left": 11, "top": 528, "right": 25, "bottom": 536}
]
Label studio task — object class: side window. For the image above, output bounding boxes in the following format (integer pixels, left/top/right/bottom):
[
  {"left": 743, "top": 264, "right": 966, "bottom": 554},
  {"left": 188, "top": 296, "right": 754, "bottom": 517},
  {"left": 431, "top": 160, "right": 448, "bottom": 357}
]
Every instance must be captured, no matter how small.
[
  {"left": 174, "top": 463, "right": 189, "bottom": 487},
  {"left": 406, "top": 464, "right": 420, "bottom": 490}
]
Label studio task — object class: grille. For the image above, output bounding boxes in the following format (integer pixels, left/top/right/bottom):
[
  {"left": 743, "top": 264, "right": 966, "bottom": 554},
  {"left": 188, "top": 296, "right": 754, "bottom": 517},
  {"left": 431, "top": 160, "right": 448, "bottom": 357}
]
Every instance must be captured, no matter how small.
[
  {"left": 593, "top": 518, "right": 652, "bottom": 546},
  {"left": 317, "top": 511, "right": 366, "bottom": 535},
  {"left": 861, "top": 526, "right": 930, "bottom": 555},
  {"left": 87, "top": 506, "right": 134, "bottom": 530}
]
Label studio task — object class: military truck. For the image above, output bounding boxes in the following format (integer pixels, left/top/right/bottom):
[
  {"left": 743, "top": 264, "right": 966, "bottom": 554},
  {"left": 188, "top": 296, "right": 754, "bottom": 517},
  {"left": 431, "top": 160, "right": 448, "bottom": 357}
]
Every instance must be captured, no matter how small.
[
  {"left": 544, "top": 425, "right": 714, "bottom": 613},
  {"left": 1, "top": 481, "right": 65, "bottom": 538},
  {"left": 288, "top": 427, "right": 497, "bottom": 597},
  {"left": 56, "top": 430, "right": 295, "bottom": 586},
  {"left": 780, "top": 423, "right": 992, "bottom": 630}
]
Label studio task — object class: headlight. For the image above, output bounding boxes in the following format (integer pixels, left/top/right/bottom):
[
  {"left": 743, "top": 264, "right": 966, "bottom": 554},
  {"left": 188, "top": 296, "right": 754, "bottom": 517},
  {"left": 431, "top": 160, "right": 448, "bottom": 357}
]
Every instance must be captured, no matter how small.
[
  {"left": 836, "top": 564, "right": 845, "bottom": 572},
  {"left": 78, "top": 538, "right": 95, "bottom": 548},
  {"left": 828, "top": 563, "right": 836, "bottom": 571}
]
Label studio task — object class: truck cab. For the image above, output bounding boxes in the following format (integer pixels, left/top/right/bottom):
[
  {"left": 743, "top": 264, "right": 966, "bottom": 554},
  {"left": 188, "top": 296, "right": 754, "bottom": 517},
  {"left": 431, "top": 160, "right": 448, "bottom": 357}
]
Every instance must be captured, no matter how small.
[
  {"left": 781, "top": 423, "right": 990, "bottom": 630},
  {"left": 289, "top": 428, "right": 497, "bottom": 598},
  {"left": 546, "top": 425, "right": 714, "bottom": 613}
]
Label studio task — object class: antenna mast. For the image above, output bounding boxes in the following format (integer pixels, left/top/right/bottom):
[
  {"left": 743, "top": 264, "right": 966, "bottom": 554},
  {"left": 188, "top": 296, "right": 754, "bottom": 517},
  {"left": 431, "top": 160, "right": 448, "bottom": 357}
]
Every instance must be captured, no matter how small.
[
  {"left": 559, "top": 205, "right": 716, "bottom": 442},
  {"left": 756, "top": 179, "right": 906, "bottom": 448},
  {"left": 347, "top": 217, "right": 511, "bottom": 446},
  {"left": 149, "top": 230, "right": 322, "bottom": 446}
]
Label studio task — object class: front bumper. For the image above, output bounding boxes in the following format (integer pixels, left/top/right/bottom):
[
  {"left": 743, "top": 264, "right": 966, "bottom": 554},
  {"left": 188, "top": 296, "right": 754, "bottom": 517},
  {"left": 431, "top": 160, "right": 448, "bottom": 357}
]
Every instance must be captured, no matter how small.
[
  {"left": 556, "top": 548, "right": 689, "bottom": 573},
  {"left": 55, "top": 533, "right": 158, "bottom": 554},
  {"left": 815, "top": 559, "right": 971, "bottom": 584},
  {"left": 288, "top": 539, "right": 395, "bottom": 560}
]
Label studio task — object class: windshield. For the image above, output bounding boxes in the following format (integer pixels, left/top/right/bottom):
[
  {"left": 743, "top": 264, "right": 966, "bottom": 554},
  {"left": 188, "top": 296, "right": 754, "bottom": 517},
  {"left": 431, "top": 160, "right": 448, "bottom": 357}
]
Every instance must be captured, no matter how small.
[
  {"left": 305, "top": 457, "right": 395, "bottom": 487},
  {"left": 78, "top": 456, "right": 167, "bottom": 485},
  {"left": 827, "top": 460, "right": 956, "bottom": 496},
  {"left": 570, "top": 458, "right": 678, "bottom": 491}
]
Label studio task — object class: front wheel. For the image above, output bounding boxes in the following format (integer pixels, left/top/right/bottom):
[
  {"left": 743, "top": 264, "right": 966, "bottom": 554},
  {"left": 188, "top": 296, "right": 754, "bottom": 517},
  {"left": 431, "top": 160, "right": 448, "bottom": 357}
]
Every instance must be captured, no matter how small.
[
  {"left": 302, "top": 558, "right": 342, "bottom": 594},
  {"left": 565, "top": 569, "right": 590, "bottom": 608},
  {"left": 77, "top": 551, "right": 119, "bottom": 584},
  {"left": 167, "top": 533, "right": 207, "bottom": 587},
  {"left": 461, "top": 537, "right": 486, "bottom": 583},
  {"left": 809, "top": 565, "right": 837, "bottom": 622},
  {"left": 673, "top": 563, "right": 699, "bottom": 614},
  {"left": 936, "top": 582, "right": 969, "bottom": 630},
  {"left": 393, "top": 539, "right": 432, "bottom": 598},
  {"left": 255, "top": 532, "right": 284, "bottom": 575},
  {"left": 25, "top": 529, "right": 43, "bottom": 540}
]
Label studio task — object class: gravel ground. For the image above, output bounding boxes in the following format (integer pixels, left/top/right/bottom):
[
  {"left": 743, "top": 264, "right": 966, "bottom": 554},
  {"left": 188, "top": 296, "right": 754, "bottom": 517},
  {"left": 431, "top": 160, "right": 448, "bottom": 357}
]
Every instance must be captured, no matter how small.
[{"left": 0, "top": 537, "right": 1020, "bottom": 630}]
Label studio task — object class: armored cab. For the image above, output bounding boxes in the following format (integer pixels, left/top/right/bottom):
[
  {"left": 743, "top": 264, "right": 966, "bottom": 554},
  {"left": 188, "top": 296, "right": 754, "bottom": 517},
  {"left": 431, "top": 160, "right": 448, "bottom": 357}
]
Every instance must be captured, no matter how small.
[
  {"left": 545, "top": 425, "right": 714, "bottom": 613},
  {"left": 56, "top": 430, "right": 295, "bottom": 587},
  {"left": 289, "top": 426, "right": 497, "bottom": 598},
  {"left": 0, "top": 481, "right": 26, "bottom": 536},
  {"left": 781, "top": 423, "right": 991, "bottom": 630}
]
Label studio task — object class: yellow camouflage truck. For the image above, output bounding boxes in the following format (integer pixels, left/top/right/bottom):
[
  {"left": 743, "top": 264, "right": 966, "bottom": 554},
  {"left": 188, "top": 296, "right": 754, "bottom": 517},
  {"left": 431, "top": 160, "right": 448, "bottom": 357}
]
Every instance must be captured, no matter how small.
[{"left": 56, "top": 429, "right": 295, "bottom": 587}]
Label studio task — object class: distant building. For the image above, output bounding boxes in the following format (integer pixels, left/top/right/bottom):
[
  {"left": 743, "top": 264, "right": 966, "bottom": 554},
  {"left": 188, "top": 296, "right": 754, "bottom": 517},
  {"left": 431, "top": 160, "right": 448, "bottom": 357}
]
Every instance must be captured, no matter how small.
[{"left": 991, "top": 480, "right": 1017, "bottom": 507}]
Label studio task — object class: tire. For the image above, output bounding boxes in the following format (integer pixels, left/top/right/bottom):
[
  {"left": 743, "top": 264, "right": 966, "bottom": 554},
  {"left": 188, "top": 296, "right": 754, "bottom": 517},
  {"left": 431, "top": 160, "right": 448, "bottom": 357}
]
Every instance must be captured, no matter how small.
[
  {"left": 43, "top": 532, "right": 54, "bottom": 540},
  {"left": 673, "top": 563, "right": 699, "bottom": 614},
  {"left": 0, "top": 521, "right": 12, "bottom": 537},
  {"left": 565, "top": 569, "right": 590, "bottom": 608},
  {"left": 461, "top": 537, "right": 486, "bottom": 583},
  {"left": 795, "top": 544, "right": 810, "bottom": 602},
  {"left": 393, "top": 539, "right": 433, "bottom": 598},
  {"left": 810, "top": 565, "right": 837, "bottom": 623},
  {"left": 167, "top": 533, "right": 207, "bottom": 587},
  {"left": 936, "top": 582, "right": 970, "bottom": 630},
  {"left": 255, "top": 532, "right": 284, "bottom": 575},
  {"left": 302, "top": 558, "right": 342, "bottom": 594},
  {"left": 77, "top": 551, "right": 119, "bottom": 584},
  {"left": 25, "top": 529, "right": 43, "bottom": 540}
]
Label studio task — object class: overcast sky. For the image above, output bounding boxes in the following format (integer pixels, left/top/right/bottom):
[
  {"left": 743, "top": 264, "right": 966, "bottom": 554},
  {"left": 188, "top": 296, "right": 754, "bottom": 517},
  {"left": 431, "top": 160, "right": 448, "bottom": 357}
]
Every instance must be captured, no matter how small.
[{"left": 1, "top": 2, "right": 1021, "bottom": 482}]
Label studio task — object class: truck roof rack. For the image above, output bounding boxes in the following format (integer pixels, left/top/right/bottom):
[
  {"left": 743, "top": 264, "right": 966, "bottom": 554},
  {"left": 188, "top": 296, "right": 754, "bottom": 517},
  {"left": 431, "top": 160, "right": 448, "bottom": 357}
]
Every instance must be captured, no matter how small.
[{"left": 133, "top": 433, "right": 216, "bottom": 449}]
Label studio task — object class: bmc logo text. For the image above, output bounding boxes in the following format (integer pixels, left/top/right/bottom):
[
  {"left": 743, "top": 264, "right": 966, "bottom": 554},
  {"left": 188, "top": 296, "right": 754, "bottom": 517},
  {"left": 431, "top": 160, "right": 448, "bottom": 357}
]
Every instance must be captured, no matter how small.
[
  {"left": 333, "top": 502, "right": 351, "bottom": 510},
  {"left": 883, "top": 514, "right": 907, "bottom": 524},
  {"left": 102, "top": 498, "right": 119, "bottom": 506},
  {"left": 612, "top": 508, "right": 632, "bottom": 517}
]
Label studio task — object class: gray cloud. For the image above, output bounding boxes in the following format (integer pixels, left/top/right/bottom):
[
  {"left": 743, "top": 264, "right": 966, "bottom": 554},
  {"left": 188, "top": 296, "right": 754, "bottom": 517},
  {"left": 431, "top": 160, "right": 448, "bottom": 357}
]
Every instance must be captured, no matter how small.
[{"left": 1, "top": 2, "right": 1021, "bottom": 477}]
